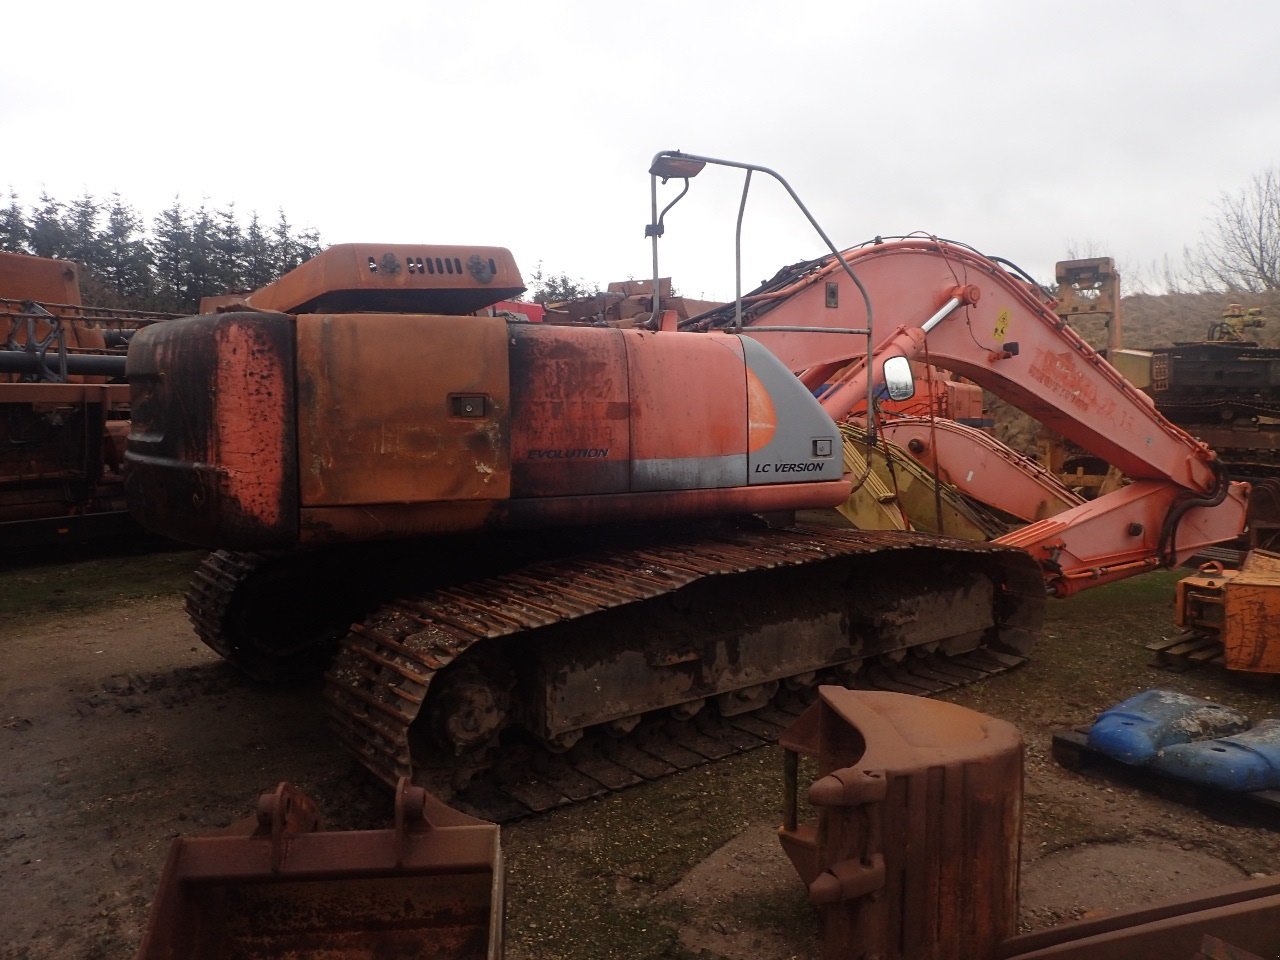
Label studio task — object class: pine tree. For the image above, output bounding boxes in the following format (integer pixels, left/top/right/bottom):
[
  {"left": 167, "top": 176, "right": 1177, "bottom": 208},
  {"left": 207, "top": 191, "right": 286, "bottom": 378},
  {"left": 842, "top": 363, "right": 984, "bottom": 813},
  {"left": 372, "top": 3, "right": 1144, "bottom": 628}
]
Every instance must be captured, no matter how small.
[
  {"left": 213, "top": 203, "right": 246, "bottom": 292},
  {"left": 29, "top": 192, "right": 67, "bottom": 259},
  {"left": 242, "top": 212, "right": 274, "bottom": 290},
  {"left": 186, "top": 203, "right": 218, "bottom": 307},
  {"left": 0, "top": 189, "right": 28, "bottom": 253},
  {"left": 152, "top": 198, "right": 192, "bottom": 311},
  {"left": 64, "top": 193, "right": 102, "bottom": 272},
  {"left": 272, "top": 209, "right": 301, "bottom": 274},
  {"left": 2, "top": 188, "right": 320, "bottom": 310},
  {"left": 98, "top": 193, "right": 152, "bottom": 306}
]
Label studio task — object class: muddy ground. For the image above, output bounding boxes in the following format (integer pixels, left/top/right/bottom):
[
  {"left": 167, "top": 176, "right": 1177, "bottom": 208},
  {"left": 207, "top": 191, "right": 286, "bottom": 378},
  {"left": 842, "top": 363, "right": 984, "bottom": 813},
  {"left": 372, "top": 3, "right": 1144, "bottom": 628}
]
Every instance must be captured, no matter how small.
[{"left": 2, "top": 551, "right": 1278, "bottom": 959}]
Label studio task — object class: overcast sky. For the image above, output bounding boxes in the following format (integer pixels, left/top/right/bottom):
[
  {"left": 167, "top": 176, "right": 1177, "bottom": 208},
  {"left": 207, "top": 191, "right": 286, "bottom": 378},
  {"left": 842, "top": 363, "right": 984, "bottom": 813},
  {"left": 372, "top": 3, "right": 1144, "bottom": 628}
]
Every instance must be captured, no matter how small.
[{"left": 6, "top": 0, "right": 1279, "bottom": 299}]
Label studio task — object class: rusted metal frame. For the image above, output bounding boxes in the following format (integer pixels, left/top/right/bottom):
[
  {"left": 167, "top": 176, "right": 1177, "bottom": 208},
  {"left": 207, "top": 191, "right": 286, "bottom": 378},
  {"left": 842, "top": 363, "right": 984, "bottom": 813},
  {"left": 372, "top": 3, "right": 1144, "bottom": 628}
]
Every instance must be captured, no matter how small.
[
  {"left": 161, "top": 819, "right": 499, "bottom": 885},
  {"left": 462, "top": 592, "right": 570, "bottom": 625},
  {"left": 556, "top": 556, "right": 689, "bottom": 594},
  {"left": 138, "top": 781, "right": 502, "bottom": 960},
  {"left": 531, "top": 565, "right": 669, "bottom": 606},
  {"left": 391, "top": 602, "right": 491, "bottom": 642},
  {"left": 631, "top": 542, "right": 772, "bottom": 574},
  {"left": 5, "top": 306, "right": 68, "bottom": 381},
  {"left": 350, "top": 625, "right": 453, "bottom": 677},
  {"left": 1198, "top": 934, "right": 1268, "bottom": 960},
  {"left": 337, "top": 639, "right": 437, "bottom": 696},
  {"left": 0, "top": 297, "right": 173, "bottom": 324},
  {"left": 1000, "top": 890, "right": 1280, "bottom": 959},
  {"left": 324, "top": 718, "right": 410, "bottom": 776},
  {"left": 442, "top": 580, "right": 581, "bottom": 627},
  {"left": 324, "top": 684, "right": 418, "bottom": 737},
  {"left": 163, "top": 823, "right": 500, "bottom": 882},
  {"left": 432, "top": 587, "right": 551, "bottom": 633},
  {"left": 323, "top": 679, "right": 421, "bottom": 725},
  {"left": 340, "top": 644, "right": 431, "bottom": 697},
  {"left": 377, "top": 609, "right": 479, "bottom": 653},
  {"left": 560, "top": 556, "right": 692, "bottom": 591},
  {"left": 488, "top": 572, "right": 607, "bottom": 617},
  {"left": 323, "top": 719, "right": 413, "bottom": 777},
  {"left": 505, "top": 557, "right": 676, "bottom": 607},
  {"left": 465, "top": 572, "right": 631, "bottom": 614},
  {"left": 616, "top": 549, "right": 730, "bottom": 577},
  {"left": 669, "top": 545, "right": 777, "bottom": 571}
]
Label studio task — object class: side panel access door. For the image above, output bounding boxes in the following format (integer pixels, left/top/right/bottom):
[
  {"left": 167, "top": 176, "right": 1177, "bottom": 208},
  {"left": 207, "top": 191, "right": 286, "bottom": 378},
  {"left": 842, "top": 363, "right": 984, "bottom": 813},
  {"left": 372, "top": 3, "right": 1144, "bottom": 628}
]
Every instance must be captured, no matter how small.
[{"left": 296, "top": 313, "right": 511, "bottom": 506}]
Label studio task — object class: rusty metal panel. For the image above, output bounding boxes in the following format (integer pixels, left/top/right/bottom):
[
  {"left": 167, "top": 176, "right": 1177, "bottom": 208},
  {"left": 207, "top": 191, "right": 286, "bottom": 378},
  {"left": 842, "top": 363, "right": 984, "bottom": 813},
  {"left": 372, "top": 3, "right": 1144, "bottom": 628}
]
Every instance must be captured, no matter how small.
[
  {"left": 0, "top": 250, "right": 81, "bottom": 304},
  {"left": 625, "top": 330, "right": 749, "bottom": 490},
  {"left": 125, "top": 312, "right": 299, "bottom": 549},
  {"left": 1223, "top": 549, "right": 1280, "bottom": 672},
  {"left": 297, "top": 313, "right": 510, "bottom": 507},
  {"left": 999, "top": 878, "right": 1280, "bottom": 959},
  {"left": 778, "top": 688, "right": 1022, "bottom": 960},
  {"left": 507, "top": 324, "right": 630, "bottom": 497},
  {"left": 219, "top": 243, "right": 526, "bottom": 316},
  {"left": 137, "top": 780, "right": 503, "bottom": 960}
]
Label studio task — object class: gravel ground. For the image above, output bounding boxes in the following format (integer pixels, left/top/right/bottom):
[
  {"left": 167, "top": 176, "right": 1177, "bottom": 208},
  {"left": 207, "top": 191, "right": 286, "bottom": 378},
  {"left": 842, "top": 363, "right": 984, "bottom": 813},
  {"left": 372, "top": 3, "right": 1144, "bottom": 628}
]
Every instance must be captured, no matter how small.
[{"left": 1, "top": 555, "right": 1277, "bottom": 960}]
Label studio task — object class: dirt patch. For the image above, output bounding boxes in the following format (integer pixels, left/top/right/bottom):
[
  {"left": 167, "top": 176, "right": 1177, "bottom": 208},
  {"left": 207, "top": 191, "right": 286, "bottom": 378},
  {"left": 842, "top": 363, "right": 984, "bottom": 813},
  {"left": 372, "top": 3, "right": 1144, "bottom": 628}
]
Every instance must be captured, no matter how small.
[
  {"left": 3, "top": 560, "right": 1280, "bottom": 960},
  {"left": 658, "top": 823, "right": 817, "bottom": 960},
  {"left": 0, "top": 591, "right": 386, "bottom": 960},
  {"left": 1020, "top": 840, "right": 1249, "bottom": 927}
]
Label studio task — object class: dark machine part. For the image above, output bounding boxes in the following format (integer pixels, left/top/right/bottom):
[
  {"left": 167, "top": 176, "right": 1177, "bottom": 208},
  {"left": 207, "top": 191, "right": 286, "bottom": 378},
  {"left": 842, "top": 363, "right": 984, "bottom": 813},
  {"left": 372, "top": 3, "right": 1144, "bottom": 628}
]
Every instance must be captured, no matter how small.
[
  {"left": 1146, "top": 339, "right": 1280, "bottom": 480},
  {"left": 1, "top": 256, "right": 170, "bottom": 547},
  {"left": 136, "top": 779, "right": 503, "bottom": 960},
  {"left": 188, "top": 526, "right": 1043, "bottom": 821},
  {"left": 0, "top": 347, "right": 127, "bottom": 379}
]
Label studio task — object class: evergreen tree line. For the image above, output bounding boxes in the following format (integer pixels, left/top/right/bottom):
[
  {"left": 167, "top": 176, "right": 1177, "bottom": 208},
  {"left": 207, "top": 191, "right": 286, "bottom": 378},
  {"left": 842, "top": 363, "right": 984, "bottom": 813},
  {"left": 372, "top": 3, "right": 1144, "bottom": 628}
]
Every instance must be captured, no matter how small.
[{"left": 0, "top": 190, "right": 323, "bottom": 313}]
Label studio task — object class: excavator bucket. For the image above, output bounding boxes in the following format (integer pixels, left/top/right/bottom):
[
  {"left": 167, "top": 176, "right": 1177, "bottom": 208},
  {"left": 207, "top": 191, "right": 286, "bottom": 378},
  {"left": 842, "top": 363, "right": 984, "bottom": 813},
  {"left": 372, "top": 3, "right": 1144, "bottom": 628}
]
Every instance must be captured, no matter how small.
[
  {"left": 778, "top": 687, "right": 1022, "bottom": 960},
  {"left": 136, "top": 780, "right": 503, "bottom": 960}
]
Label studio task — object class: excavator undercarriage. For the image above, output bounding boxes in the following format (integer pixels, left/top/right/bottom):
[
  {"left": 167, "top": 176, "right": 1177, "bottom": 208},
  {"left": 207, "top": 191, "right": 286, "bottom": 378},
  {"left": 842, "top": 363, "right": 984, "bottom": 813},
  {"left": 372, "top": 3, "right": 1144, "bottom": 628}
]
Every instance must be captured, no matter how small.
[{"left": 186, "top": 523, "right": 1042, "bottom": 819}]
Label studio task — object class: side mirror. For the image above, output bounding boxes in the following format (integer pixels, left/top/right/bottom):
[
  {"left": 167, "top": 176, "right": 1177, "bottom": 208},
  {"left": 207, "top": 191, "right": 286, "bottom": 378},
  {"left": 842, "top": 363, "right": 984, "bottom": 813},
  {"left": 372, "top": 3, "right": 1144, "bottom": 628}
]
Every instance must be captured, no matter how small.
[{"left": 882, "top": 355, "right": 915, "bottom": 402}]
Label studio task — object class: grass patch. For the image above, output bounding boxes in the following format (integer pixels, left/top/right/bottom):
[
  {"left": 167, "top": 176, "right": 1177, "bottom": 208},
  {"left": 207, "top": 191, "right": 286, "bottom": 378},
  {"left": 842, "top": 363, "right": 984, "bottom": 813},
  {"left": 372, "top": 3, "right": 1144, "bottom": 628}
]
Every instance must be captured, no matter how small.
[
  {"left": 503, "top": 751, "right": 789, "bottom": 960},
  {"left": 0, "top": 548, "right": 202, "bottom": 623}
]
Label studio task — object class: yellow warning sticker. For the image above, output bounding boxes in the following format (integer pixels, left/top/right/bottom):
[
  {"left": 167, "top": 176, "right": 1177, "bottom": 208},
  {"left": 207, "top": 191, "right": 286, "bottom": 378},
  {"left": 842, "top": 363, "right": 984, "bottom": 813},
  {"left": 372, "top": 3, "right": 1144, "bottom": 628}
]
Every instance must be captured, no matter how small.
[{"left": 993, "top": 308, "right": 1010, "bottom": 342}]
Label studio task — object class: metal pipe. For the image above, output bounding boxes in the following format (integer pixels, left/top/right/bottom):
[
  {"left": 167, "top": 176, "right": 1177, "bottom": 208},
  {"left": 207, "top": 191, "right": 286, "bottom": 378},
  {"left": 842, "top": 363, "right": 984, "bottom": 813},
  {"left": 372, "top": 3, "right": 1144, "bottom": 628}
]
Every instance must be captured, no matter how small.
[
  {"left": 783, "top": 749, "right": 798, "bottom": 833},
  {"left": 649, "top": 173, "right": 662, "bottom": 321},
  {"left": 648, "top": 150, "right": 878, "bottom": 426},
  {"left": 740, "top": 325, "right": 870, "bottom": 335},
  {"left": 734, "top": 170, "right": 752, "bottom": 330},
  {"left": 921, "top": 296, "right": 964, "bottom": 334},
  {"left": 0, "top": 351, "right": 127, "bottom": 378}
]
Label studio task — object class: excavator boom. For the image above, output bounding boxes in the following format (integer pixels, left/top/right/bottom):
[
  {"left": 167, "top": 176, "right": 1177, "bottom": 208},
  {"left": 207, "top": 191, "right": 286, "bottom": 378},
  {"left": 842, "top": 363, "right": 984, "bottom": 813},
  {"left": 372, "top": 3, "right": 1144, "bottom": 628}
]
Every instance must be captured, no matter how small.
[{"left": 693, "top": 238, "right": 1247, "bottom": 594}]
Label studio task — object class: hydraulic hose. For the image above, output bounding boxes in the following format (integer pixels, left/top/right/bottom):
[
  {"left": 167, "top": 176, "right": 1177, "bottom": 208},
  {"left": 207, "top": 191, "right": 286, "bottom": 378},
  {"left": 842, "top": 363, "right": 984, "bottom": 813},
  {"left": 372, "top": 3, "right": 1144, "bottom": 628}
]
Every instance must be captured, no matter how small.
[{"left": 1157, "top": 460, "right": 1232, "bottom": 567}]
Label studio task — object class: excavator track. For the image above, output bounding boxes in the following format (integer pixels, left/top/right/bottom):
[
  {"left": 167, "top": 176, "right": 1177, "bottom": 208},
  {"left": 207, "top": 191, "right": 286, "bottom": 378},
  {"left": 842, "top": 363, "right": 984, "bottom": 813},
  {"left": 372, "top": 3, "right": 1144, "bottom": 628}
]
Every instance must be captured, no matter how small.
[
  {"left": 186, "top": 549, "right": 378, "bottom": 683},
  {"left": 322, "top": 524, "right": 1044, "bottom": 822}
]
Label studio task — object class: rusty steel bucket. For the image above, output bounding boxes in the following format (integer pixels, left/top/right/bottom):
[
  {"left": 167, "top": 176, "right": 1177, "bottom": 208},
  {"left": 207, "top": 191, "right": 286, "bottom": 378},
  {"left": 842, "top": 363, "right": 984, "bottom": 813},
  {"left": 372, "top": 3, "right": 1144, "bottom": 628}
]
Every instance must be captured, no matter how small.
[
  {"left": 136, "top": 779, "right": 503, "bottom": 959},
  {"left": 778, "top": 687, "right": 1023, "bottom": 960}
]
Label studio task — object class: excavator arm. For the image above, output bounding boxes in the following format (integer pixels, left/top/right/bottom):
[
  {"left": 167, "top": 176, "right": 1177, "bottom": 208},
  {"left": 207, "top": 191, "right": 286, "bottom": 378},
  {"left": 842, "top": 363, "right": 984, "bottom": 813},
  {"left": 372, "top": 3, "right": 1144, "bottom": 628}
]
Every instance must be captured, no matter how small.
[{"left": 698, "top": 238, "right": 1247, "bottom": 596}]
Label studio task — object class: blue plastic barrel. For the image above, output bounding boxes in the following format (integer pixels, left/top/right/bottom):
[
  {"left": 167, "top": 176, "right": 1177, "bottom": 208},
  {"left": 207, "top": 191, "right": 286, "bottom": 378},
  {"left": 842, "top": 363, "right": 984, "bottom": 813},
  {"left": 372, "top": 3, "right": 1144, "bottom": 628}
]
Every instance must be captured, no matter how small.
[
  {"left": 1086, "top": 689, "right": 1249, "bottom": 765},
  {"left": 1154, "top": 718, "right": 1280, "bottom": 791}
]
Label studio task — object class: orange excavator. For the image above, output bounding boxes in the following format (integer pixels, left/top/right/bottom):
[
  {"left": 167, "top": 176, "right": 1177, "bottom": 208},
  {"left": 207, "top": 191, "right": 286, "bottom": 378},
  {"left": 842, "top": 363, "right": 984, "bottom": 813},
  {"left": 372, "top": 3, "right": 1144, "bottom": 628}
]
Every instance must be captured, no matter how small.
[{"left": 124, "top": 152, "right": 1246, "bottom": 812}]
